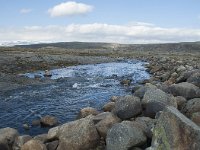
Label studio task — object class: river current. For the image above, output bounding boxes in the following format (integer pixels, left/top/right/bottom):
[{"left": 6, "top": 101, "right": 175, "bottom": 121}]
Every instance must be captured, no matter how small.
[{"left": 0, "top": 60, "right": 150, "bottom": 135}]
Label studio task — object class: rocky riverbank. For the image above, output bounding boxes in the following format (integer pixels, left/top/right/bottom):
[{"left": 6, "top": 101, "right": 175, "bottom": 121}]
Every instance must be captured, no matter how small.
[{"left": 0, "top": 54, "right": 200, "bottom": 150}]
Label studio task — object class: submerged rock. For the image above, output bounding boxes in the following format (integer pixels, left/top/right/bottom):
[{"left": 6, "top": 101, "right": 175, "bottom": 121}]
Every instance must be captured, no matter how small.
[
  {"left": 150, "top": 106, "right": 200, "bottom": 150},
  {"left": 40, "top": 115, "right": 58, "bottom": 127}
]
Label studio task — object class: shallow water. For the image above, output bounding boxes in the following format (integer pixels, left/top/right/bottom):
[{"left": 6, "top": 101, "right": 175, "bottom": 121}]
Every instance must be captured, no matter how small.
[{"left": 0, "top": 60, "right": 150, "bottom": 135}]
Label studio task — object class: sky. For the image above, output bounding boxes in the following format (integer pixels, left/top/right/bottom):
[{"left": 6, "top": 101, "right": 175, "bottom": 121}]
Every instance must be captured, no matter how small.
[{"left": 0, "top": 0, "right": 200, "bottom": 44}]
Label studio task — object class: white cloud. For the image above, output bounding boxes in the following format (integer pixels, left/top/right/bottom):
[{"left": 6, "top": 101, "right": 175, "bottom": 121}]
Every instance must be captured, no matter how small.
[
  {"left": 48, "top": 1, "right": 93, "bottom": 17},
  {"left": 1, "top": 23, "right": 200, "bottom": 44},
  {"left": 20, "top": 8, "right": 32, "bottom": 14}
]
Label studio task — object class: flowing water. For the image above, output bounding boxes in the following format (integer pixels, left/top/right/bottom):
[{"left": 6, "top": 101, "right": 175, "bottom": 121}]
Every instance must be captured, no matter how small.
[{"left": 0, "top": 60, "right": 150, "bottom": 135}]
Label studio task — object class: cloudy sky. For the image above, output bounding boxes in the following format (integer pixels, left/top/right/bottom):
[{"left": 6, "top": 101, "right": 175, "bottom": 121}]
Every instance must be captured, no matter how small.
[{"left": 1, "top": 0, "right": 200, "bottom": 44}]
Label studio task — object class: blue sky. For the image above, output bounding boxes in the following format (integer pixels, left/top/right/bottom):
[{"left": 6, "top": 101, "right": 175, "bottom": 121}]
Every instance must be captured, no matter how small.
[{"left": 0, "top": 0, "right": 200, "bottom": 44}]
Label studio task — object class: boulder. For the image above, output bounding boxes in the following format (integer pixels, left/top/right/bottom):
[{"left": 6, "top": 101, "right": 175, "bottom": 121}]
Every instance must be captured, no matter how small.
[
  {"left": 191, "top": 112, "right": 200, "bottom": 126},
  {"left": 176, "top": 69, "right": 199, "bottom": 83},
  {"left": 0, "top": 127, "right": 19, "bottom": 150},
  {"left": 150, "top": 106, "right": 200, "bottom": 150},
  {"left": 106, "top": 121, "right": 147, "bottom": 150},
  {"left": 175, "top": 96, "right": 187, "bottom": 110},
  {"left": 120, "top": 79, "right": 132, "bottom": 86},
  {"left": 135, "top": 117, "right": 157, "bottom": 139},
  {"left": 102, "top": 102, "right": 115, "bottom": 112},
  {"left": 45, "top": 140, "right": 59, "bottom": 150},
  {"left": 176, "top": 65, "right": 186, "bottom": 73},
  {"left": 183, "top": 98, "right": 200, "bottom": 117},
  {"left": 110, "top": 96, "right": 119, "bottom": 102},
  {"left": 142, "top": 88, "right": 177, "bottom": 118},
  {"left": 76, "top": 107, "right": 99, "bottom": 119},
  {"left": 34, "top": 134, "right": 47, "bottom": 143},
  {"left": 187, "top": 72, "right": 200, "bottom": 88},
  {"left": 169, "top": 82, "right": 200, "bottom": 99},
  {"left": 47, "top": 115, "right": 100, "bottom": 150},
  {"left": 95, "top": 112, "right": 121, "bottom": 138},
  {"left": 114, "top": 95, "right": 142, "bottom": 120},
  {"left": 40, "top": 115, "right": 58, "bottom": 127},
  {"left": 21, "top": 140, "right": 47, "bottom": 150},
  {"left": 13, "top": 135, "right": 32, "bottom": 150}
]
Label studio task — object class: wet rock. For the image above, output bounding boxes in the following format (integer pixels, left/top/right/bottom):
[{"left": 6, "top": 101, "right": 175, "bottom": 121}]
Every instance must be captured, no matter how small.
[
  {"left": 183, "top": 98, "right": 200, "bottom": 117},
  {"left": 44, "top": 70, "right": 52, "bottom": 77},
  {"left": 95, "top": 112, "right": 121, "bottom": 138},
  {"left": 150, "top": 106, "right": 200, "bottom": 150},
  {"left": 77, "top": 107, "right": 99, "bottom": 119},
  {"left": 34, "top": 134, "right": 47, "bottom": 143},
  {"left": 40, "top": 115, "right": 58, "bottom": 127},
  {"left": 106, "top": 121, "right": 147, "bottom": 150},
  {"left": 102, "top": 102, "right": 115, "bottom": 112},
  {"left": 46, "top": 140, "right": 59, "bottom": 150},
  {"left": 115, "top": 95, "right": 142, "bottom": 120},
  {"left": 13, "top": 135, "right": 32, "bottom": 150},
  {"left": 110, "top": 96, "right": 119, "bottom": 102},
  {"left": 0, "top": 127, "right": 19, "bottom": 150},
  {"left": 47, "top": 115, "right": 99, "bottom": 150},
  {"left": 169, "top": 82, "right": 200, "bottom": 99},
  {"left": 120, "top": 79, "right": 132, "bottom": 86},
  {"left": 23, "top": 124, "right": 30, "bottom": 130},
  {"left": 142, "top": 88, "right": 177, "bottom": 118},
  {"left": 21, "top": 140, "right": 47, "bottom": 150},
  {"left": 32, "top": 119, "right": 41, "bottom": 126}
]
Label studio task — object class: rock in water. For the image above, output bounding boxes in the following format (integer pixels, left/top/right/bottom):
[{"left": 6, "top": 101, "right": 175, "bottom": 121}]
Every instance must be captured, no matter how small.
[
  {"left": 102, "top": 102, "right": 115, "bottom": 112},
  {"left": 114, "top": 95, "right": 142, "bottom": 120},
  {"left": 150, "top": 106, "right": 200, "bottom": 150},
  {"left": 47, "top": 115, "right": 100, "bottom": 150},
  {"left": 40, "top": 115, "right": 58, "bottom": 127},
  {"left": 0, "top": 127, "right": 19, "bottom": 150},
  {"left": 76, "top": 107, "right": 99, "bottom": 119},
  {"left": 21, "top": 140, "right": 47, "bottom": 150},
  {"left": 169, "top": 82, "right": 200, "bottom": 99},
  {"left": 106, "top": 121, "right": 147, "bottom": 150}
]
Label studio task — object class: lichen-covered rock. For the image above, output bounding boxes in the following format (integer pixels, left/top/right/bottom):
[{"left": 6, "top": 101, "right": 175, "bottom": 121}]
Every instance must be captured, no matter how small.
[
  {"left": 142, "top": 88, "right": 177, "bottom": 118},
  {"left": 21, "top": 140, "right": 47, "bottom": 150},
  {"left": 169, "top": 82, "right": 200, "bottom": 99},
  {"left": 0, "top": 127, "right": 19, "bottom": 150},
  {"left": 150, "top": 106, "right": 200, "bottom": 150},
  {"left": 114, "top": 95, "right": 142, "bottom": 120},
  {"left": 40, "top": 115, "right": 58, "bottom": 127},
  {"left": 76, "top": 107, "right": 99, "bottom": 119},
  {"left": 47, "top": 115, "right": 99, "bottom": 150},
  {"left": 106, "top": 121, "right": 147, "bottom": 150},
  {"left": 95, "top": 112, "right": 121, "bottom": 138}
]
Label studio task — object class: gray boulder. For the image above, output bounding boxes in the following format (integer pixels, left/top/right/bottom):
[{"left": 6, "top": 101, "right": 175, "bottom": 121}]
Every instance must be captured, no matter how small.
[
  {"left": 45, "top": 140, "right": 59, "bottom": 150},
  {"left": 150, "top": 106, "right": 200, "bottom": 150},
  {"left": 47, "top": 115, "right": 99, "bottom": 150},
  {"left": 21, "top": 140, "right": 47, "bottom": 150},
  {"left": 187, "top": 72, "right": 200, "bottom": 88},
  {"left": 183, "top": 98, "right": 200, "bottom": 118},
  {"left": 142, "top": 88, "right": 177, "bottom": 118},
  {"left": 169, "top": 82, "right": 200, "bottom": 99},
  {"left": 0, "top": 127, "right": 19, "bottom": 150},
  {"left": 95, "top": 112, "right": 121, "bottom": 138},
  {"left": 106, "top": 121, "right": 147, "bottom": 150},
  {"left": 115, "top": 95, "right": 142, "bottom": 120}
]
